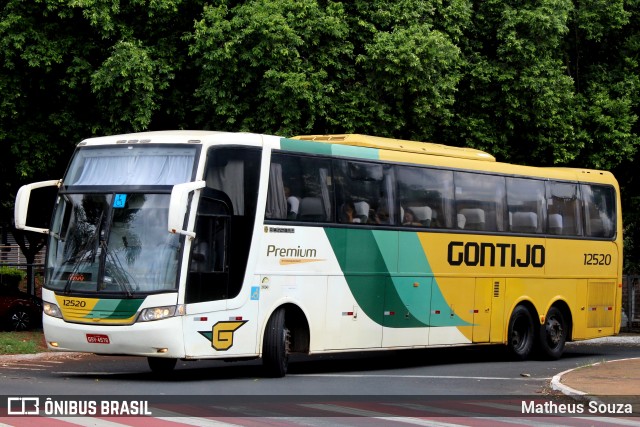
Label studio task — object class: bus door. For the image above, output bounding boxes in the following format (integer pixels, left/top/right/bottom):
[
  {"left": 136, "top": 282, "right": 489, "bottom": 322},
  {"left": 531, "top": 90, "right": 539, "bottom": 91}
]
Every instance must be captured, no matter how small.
[{"left": 182, "top": 193, "right": 250, "bottom": 357}]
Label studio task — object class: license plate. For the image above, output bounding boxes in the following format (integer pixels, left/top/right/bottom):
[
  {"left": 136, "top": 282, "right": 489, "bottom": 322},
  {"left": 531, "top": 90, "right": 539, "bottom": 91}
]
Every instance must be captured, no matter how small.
[{"left": 86, "top": 334, "right": 110, "bottom": 344}]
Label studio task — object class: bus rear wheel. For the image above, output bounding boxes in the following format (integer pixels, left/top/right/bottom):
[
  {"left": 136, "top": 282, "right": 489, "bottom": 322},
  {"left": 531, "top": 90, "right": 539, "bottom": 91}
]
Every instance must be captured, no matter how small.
[
  {"left": 507, "top": 305, "right": 535, "bottom": 360},
  {"left": 147, "top": 357, "right": 177, "bottom": 373},
  {"left": 262, "top": 308, "right": 290, "bottom": 377},
  {"left": 538, "top": 307, "right": 567, "bottom": 360}
]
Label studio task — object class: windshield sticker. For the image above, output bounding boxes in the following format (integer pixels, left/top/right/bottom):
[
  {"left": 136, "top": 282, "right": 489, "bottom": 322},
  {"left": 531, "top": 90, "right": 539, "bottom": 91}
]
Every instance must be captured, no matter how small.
[{"left": 113, "top": 194, "right": 127, "bottom": 208}]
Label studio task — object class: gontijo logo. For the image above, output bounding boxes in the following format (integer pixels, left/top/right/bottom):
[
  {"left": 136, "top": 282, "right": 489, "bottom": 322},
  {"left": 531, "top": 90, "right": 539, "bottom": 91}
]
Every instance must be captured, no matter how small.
[
  {"left": 266, "top": 244, "right": 324, "bottom": 265},
  {"left": 199, "top": 320, "right": 247, "bottom": 351},
  {"left": 448, "top": 241, "right": 545, "bottom": 268}
]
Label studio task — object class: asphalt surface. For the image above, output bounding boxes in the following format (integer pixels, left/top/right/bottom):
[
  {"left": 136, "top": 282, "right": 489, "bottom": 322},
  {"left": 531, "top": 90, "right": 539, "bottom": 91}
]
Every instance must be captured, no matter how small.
[{"left": 2, "top": 334, "right": 638, "bottom": 397}]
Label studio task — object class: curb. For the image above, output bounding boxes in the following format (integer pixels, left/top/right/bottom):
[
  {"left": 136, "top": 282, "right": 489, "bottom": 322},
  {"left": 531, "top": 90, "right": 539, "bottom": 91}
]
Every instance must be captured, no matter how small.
[
  {"left": 551, "top": 357, "right": 640, "bottom": 399},
  {"left": 0, "top": 352, "right": 85, "bottom": 362},
  {"left": 551, "top": 367, "right": 587, "bottom": 396}
]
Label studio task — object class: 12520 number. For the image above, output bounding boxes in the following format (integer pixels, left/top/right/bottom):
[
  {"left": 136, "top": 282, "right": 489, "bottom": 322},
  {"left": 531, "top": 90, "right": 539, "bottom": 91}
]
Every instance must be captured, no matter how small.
[
  {"left": 583, "top": 253, "right": 612, "bottom": 266},
  {"left": 62, "top": 299, "right": 87, "bottom": 308}
]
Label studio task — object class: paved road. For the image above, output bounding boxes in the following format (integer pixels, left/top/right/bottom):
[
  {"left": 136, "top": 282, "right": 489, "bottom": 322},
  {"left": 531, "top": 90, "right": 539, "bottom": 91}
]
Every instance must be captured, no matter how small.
[{"left": 0, "top": 338, "right": 638, "bottom": 426}]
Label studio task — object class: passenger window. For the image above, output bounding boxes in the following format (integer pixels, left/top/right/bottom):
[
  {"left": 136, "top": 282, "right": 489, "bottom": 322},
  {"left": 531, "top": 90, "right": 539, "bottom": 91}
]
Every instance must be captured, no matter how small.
[
  {"left": 454, "top": 172, "right": 506, "bottom": 232},
  {"left": 506, "top": 178, "right": 546, "bottom": 233},
  {"left": 582, "top": 184, "right": 615, "bottom": 238},
  {"left": 547, "top": 182, "right": 582, "bottom": 236},
  {"left": 396, "top": 166, "right": 454, "bottom": 228},
  {"left": 266, "top": 153, "right": 334, "bottom": 223},
  {"left": 334, "top": 160, "right": 396, "bottom": 225}
]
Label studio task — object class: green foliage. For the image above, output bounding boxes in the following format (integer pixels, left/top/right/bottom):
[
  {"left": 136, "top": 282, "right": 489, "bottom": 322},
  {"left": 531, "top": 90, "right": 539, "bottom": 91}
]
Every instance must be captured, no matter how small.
[
  {"left": 0, "top": 331, "right": 46, "bottom": 355},
  {"left": 92, "top": 39, "right": 173, "bottom": 132},
  {"left": 0, "top": 266, "right": 26, "bottom": 280},
  {"left": 0, "top": 266, "right": 26, "bottom": 287},
  {"left": 189, "top": 0, "right": 352, "bottom": 134}
]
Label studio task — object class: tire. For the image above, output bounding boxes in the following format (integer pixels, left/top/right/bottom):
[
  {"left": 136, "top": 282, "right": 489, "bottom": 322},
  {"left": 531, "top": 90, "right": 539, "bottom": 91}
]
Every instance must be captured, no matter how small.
[
  {"left": 262, "top": 308, "right": 290, "bottom": 377},
  {"left": 507, "top": 305, "right": 535, "bottom": 360},
  {"left": 538, "top": 306, "right": 567, "bottom": 360},
  {"left": 8, "top": 307, "right": 32, "bottom": 331},
  {"left": 147, "top": 357, "right": 177, "bottom": 373}
]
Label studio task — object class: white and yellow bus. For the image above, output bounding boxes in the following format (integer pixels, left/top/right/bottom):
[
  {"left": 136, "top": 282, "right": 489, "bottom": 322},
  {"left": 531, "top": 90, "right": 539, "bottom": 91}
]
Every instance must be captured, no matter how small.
[{"left": 14, "top": 131, "right": 622, "bottom": 376}]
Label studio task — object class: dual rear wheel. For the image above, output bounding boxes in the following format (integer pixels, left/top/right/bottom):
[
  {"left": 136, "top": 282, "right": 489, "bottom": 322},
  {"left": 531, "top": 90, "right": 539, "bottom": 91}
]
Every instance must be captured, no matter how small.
[{"left": 507, "top": 304, "right": 567, "bottom": 360}]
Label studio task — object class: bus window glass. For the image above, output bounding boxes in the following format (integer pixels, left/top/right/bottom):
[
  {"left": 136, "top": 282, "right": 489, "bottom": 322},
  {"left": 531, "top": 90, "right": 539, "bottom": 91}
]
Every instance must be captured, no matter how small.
[
  {"left": 334, "top": 160, "right": 396, "bottom": 225},
  {"left": 454, "top": 172, "right": 506, "bottom": 232},
  {"left": 66, "top": 146, "right": 196, "bottom": 186},
  {"left": 204, "top": 147, "right": 260, "bottom": 300},
  {"left": 205, "top": 147, "right": 261, "bottom": 217},
  {"left": 547, "top": 182, "right": 582, "bottom": 236},
  {"left": 46, "top": 193, "right": 180, "bottom": 293},
  {"left": 187, "top": 197, "right": 230, "bottom": 303},
  {"left": 46, "top": 194, "right": 110, "bottom": 292},
  {"left": 581, "top": 184, "right": 615, "bottom": 238},
  {"left": 266, "top": 153, "right": 334, "bottom": 223},
  {"left": 265, "top": 162, "right": 288, "bottom": 219},
  {"left": 506, "top": 178, "right": 546, "bottom": 233},
  {"left": 396, "top": 166, "right": 454, "bottom": 228}
]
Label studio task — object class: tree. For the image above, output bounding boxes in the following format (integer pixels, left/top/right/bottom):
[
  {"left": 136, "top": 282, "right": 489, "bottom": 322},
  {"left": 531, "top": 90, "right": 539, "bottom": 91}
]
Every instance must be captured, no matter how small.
[
  {"left": 446, "top": 0, "right": 579, "bottom": 164},
  {"left": 188, "top": 0, "right": 470, "bottom": 138}
]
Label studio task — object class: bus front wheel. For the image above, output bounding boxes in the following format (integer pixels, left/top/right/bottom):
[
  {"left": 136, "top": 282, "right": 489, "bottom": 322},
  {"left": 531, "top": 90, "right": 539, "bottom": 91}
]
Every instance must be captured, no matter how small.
[
  {"left": 538, "top": 307, "right": 567, "bottom": 360},
  {"left": 262, "top": 308, "right": 290, "bottom": 377},
  {"left": 507, "top": 305, "right": 535, "bottom": 360},
  {"left": 147, "top": 357, "right": 177, "bottom": 373}
]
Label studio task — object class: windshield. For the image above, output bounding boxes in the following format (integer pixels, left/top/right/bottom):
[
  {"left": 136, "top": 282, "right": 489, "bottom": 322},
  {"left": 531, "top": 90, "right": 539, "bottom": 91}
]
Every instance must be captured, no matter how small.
[
  {"left": 46, "top": 193, "right": 180, "bottom": 294},
  {"left": 65, "top": 145, "right": 196, "bottom": 186}
]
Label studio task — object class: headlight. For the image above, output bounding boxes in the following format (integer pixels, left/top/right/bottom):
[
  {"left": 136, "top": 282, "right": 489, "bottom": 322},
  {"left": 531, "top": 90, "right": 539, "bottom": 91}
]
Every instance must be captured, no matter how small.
[
  {"left": 43, "top": 302, "right": 62, "bottom": 318},
  {"left": 138, "top": 305, "right": 184, "bottom": 322}
]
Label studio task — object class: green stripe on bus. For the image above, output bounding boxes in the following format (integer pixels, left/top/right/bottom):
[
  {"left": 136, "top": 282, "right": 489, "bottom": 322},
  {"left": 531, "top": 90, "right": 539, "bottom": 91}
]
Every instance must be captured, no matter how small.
[
  {"left": 332, "top": 144, "right": 379, "bottom": 160},
  {"left": 324, "top": 228, "right": 469, "bottom": 328},
  {"left": 280, "top": 138, "right": 333, "bottom": 156},
  {"left": 88, "top": 299, "right": 144, "bottom": 319},
  {"left": 279, "top": 138, "right": 379, "bottom": 160}
]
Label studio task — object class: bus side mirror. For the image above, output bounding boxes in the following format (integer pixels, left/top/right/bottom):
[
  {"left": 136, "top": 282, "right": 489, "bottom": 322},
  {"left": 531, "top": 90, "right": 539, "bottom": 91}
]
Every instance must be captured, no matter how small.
[
  {"left": 14, "top": 180, "right": 61, "bottom": 234},
  {"left": 168, "top": 181, "right": 206, "bottom": 238}
]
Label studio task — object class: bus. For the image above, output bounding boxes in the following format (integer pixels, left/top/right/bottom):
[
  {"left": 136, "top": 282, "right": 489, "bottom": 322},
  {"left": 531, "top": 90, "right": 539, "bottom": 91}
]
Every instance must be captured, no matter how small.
[{"left": 14, "top": 131, "right": 622, "bottom": 377}]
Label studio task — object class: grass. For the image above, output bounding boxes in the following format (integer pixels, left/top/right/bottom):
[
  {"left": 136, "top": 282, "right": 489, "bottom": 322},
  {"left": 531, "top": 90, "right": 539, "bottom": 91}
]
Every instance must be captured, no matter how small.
[{"left": 0, "top": 330, "right": 48, "bottom": 355}]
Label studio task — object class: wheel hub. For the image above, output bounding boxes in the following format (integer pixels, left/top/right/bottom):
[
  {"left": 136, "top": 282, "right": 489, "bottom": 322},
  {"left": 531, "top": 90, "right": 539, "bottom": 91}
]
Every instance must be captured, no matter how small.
[{"left": 546, "top": 318, "right": 563, "bottom": 345}]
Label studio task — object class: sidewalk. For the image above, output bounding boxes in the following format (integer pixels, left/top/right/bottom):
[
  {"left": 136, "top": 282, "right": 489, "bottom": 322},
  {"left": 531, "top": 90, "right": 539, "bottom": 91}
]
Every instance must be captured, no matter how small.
[
  {"left": 552, "top": 357, "right": 640, "bottom": 396},
  {"left": 551, "top": 335, "right": 640, "bottom": 398}
]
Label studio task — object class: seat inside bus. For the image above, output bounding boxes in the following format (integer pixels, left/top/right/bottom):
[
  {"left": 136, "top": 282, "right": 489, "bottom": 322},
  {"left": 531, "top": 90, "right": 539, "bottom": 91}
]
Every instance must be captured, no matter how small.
[
  {"left": 510, "top": 211, "right": 538, "bottom": 233},
  {"left": 458, "top": 208, "right": 485, "bottom": 230},
  {"left": 298, "top": 197, "right": 325, "bottom": 222},
  {"left": 548, "top": 213, "right": 563, "bottom": 235},
  {"left": 353, "top": 201, "right": 370, "bottom": 223}
]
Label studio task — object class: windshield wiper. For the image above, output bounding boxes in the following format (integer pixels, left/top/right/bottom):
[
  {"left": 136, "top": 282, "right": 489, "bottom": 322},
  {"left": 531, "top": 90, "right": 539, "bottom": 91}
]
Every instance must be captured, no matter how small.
[
  {"left": 101, "top": 239, "right": 136, "bottom": 298},
  {"left": 63, "top": 229, "right": 99, "bottom": 294}
]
